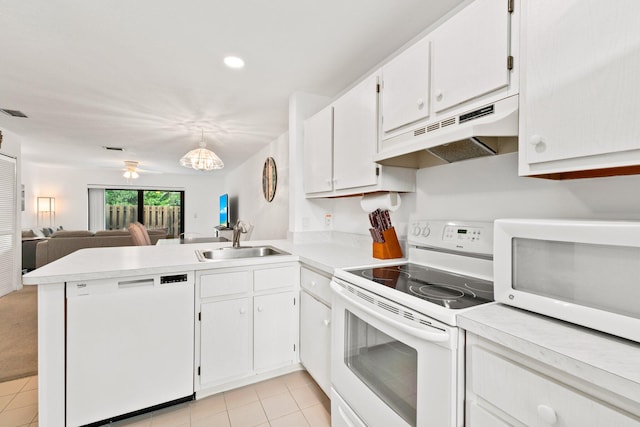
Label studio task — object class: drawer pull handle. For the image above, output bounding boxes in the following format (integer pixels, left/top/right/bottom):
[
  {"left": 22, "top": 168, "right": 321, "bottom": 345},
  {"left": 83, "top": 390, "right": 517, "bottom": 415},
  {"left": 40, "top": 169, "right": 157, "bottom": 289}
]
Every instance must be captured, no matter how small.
[
  {"left": 537, "top": 404, "right": 557, "bottom": 425},
  {"left": 530, "top": 134, "right": 543, "bottom": 146},
  {"left": 239, "top": 307, "right": 247, "bottom": 314},
  {"left": 311, "top": 281, "right": 317, "bottom": 287},
  {"left": 257, "top": 306, "right": 264, "bottom": 312},
  {"left": 323, "top": 319, "right": 330, "bottom": 327}
]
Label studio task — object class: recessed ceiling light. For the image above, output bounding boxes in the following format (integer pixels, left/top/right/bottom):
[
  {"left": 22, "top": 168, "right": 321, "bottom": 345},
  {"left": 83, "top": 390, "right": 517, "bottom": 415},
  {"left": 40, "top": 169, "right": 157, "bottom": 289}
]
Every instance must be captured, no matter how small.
[{"left": 224, "top": 56, "right": 245, "bottom": 69}]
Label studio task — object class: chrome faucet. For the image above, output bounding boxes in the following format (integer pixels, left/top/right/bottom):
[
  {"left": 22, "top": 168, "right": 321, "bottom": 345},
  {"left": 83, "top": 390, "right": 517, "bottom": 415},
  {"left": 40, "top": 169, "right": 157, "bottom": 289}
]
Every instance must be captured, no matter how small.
[{"left": 232, "top": 220, "right": 249, "bottom": 248}]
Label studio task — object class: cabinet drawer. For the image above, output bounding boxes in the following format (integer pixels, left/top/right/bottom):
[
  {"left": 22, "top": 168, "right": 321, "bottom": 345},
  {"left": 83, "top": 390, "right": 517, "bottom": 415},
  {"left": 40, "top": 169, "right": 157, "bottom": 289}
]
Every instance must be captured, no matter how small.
[
  {"left": 200, "top": 271, "right": 251, "bottom": 298},
  {"left": 254, "top": 265, "right": 298, "bottom": 292},
  {"left": 471, "top": 347, "right": 639, "bottom": 426},
  {"left": 300, "top": 267, "right": 332, "bottom": 305},
  {"left": 467, "top": 402, "right": 510, "bottom": 427}
]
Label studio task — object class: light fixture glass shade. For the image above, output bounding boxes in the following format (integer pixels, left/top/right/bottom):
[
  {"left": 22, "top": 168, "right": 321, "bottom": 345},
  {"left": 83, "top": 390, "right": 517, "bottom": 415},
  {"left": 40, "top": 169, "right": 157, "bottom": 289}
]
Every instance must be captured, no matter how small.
[
  {"left": 123, "top": 170, "right": 139, "bottom": 179},
  {"left": 37, "top": 196, "right": 55, "bottom": 226},
  {"left": 180, "top": 131, "right": 224, "bottom": 171}
]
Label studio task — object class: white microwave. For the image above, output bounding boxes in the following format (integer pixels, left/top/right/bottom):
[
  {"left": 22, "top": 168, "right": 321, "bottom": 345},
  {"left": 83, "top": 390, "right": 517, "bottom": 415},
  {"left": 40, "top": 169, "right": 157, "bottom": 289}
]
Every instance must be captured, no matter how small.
[{"left": 494, "top": 219, "right": 640, "bottom": 343}]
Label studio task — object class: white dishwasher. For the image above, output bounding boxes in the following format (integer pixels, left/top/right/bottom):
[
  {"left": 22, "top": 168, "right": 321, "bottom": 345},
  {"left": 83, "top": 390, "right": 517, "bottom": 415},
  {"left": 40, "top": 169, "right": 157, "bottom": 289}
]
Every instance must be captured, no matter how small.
[{"left": 66, "top": 272, "right": 195, "bottom": 426}]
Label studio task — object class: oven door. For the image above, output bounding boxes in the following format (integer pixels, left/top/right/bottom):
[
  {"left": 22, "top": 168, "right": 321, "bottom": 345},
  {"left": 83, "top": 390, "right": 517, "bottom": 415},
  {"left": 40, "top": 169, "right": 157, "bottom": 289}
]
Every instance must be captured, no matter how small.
[{"left": 331, "top": 279, "right": 462, "bottom": 427}]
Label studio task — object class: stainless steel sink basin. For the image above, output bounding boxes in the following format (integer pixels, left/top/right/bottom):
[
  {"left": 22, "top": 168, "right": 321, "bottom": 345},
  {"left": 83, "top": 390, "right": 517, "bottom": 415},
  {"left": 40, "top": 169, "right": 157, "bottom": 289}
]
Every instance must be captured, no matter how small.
[{"left": 196, "top": 246, "right": 289, "bottom": 261}]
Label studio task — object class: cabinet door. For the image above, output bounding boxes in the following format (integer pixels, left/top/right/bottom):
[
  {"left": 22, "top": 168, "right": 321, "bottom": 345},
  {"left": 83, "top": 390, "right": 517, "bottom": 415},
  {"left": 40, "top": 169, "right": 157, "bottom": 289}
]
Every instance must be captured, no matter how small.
[
  {"left": 299, "top": 291, "right": 331, "bottom": 395},
  {"left": 431, "top": 0, "right": 510, "bottom": 113},
  {"left": 522, "top": 1, "right": 640, "bottom": 167},
  {"left": 333, "top": 73, "right": 379, "bottom": 190},
  {"left": 254, "top": 291, "right": 297, "bottom": 372},
  {"left": 303, "top": 106, "right": 333, "bottom": 194},
  {"left": 381, "top": 36, "right": 430, "bottom": 134},
  {"left": 200, "top": 298, "right": 251, "bottom": 385}
]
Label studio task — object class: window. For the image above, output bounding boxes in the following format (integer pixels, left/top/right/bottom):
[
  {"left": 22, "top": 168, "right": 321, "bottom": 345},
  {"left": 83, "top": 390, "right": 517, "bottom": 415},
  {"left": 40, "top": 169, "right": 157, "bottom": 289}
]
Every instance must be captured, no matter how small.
[{"left": 89, "top": 188, "right": 184, "bottom": 238}]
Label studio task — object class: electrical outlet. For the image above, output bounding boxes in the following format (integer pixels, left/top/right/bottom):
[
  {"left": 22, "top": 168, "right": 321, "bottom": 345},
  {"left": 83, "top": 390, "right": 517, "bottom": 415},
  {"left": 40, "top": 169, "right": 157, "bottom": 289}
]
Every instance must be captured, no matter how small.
[{"left": 325, "top": 213, "right": 333, "bottom": 227}]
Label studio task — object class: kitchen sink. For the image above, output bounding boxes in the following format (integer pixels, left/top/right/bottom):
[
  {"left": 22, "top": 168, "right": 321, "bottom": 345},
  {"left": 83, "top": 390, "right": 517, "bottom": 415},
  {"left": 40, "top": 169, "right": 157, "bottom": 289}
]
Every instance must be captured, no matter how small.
[{"left": 196, "top": 246, "right": 290, "bottom": 261}]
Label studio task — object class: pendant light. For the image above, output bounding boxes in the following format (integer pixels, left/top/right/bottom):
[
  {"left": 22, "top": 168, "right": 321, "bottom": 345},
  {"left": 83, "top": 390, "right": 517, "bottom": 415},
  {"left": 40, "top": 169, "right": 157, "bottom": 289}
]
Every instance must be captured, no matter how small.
[{"left": 180, "top": 129, "right": 224, "bottom": 171}]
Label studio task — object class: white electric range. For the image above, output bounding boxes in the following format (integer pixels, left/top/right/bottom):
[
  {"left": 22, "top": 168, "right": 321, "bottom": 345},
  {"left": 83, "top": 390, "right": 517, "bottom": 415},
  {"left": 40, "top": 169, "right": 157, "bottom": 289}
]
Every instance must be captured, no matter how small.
[{"left": 330, "top": 217, "right": 494, "bottom": 427}]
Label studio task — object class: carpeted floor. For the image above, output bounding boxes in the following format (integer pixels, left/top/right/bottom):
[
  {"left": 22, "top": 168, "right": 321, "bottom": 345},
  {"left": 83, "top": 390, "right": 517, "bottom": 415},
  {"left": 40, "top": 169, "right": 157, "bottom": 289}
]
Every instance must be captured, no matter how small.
[{"left": 0, "top": 285, "right": 37, "bottom": 382}]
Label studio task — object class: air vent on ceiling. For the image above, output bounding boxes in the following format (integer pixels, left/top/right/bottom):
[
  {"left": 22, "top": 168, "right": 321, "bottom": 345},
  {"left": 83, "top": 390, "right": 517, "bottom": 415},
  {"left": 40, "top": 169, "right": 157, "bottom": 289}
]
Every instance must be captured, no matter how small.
[
  {"left": 103, "top": 146, "right": 125, "bottom": 152},
  {"left": 0, "top": 109, "right": 28, "bottom": 118}
]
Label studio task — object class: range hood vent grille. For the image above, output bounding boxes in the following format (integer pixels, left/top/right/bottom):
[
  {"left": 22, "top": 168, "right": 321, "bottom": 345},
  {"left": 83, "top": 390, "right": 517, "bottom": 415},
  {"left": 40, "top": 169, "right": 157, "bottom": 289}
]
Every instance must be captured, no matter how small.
[{"left": 427, "top": 137, "right": 497, "bottom": 163}]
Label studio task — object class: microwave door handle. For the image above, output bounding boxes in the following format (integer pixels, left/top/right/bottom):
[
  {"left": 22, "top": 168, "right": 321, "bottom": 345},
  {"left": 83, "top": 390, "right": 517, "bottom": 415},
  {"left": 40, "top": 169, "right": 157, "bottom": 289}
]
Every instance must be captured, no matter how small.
[{"left": 332, "top": 282, "right": 450, "bottom": 343}]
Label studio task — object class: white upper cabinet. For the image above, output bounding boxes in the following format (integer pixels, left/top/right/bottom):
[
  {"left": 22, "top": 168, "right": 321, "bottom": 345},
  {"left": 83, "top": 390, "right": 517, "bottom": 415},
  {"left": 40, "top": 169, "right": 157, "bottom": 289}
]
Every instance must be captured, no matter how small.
[
  {"left": 303, "top": 106, "right": 333, "bottom": 194},
  {"left": 430, "top": 0, "right": 511, "bottom": 113},
  {"left": 520, "top": 0, "right": 640, "bottom": 178},
  {"left": 303, "top": 72, "right": 415, "bottom": 198},
  {"left": 381, "top": 37, "right": 431, "bottom": 134},
  {"left": 333, "top": 73, "right": 380, "bottom": 191}
]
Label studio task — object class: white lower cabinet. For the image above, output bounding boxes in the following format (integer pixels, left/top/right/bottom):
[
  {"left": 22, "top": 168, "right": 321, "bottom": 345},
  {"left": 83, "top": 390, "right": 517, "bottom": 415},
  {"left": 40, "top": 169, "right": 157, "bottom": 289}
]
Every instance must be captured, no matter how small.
[
  {"left": 200, "top": 297, "right": 251, "bottom": 385},
  {"left": 254, "top": 291, "right": 298, "bottom": 372},
  {"left": 196, "top": 263, "right": 300, "bottom": 394},
  {"left": 299, "top": 266, "right": 332, "bottom": 396},
  {"left": 466, "top": 333, "right": 640, "bottom": 426}
]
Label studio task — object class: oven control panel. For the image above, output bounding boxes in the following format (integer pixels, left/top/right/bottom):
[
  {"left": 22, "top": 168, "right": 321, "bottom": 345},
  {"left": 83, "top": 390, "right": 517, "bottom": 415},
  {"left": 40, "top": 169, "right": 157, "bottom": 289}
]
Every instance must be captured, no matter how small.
[
  {"left": 408, "top": 218, "right": 493, "bottom": 256},
  {"left": 443, "top": 225, "right": 483, "bottom": 242}
]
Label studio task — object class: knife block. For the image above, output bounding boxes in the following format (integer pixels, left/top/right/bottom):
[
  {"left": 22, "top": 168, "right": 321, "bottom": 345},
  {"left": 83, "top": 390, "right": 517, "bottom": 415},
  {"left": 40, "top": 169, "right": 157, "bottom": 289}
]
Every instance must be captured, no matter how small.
[{"left": 372, "top": 227, "right": 403, "bottom": 259}]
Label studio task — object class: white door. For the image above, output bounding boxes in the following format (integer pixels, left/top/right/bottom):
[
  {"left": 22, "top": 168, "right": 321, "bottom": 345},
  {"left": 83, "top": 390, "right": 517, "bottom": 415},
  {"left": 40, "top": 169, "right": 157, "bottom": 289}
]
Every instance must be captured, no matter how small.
[
  {"left": 0, "top": 154, "right": 17, "bottom": 297},
  {"left": 200, "top": 297, "right": 251, "bottom": 385},
  {"left": 299, "top": 291, "right": 331, "bottom": 395},
  {"left": 333, "top": 73, "right": 379, "bottom": 190},
  {"left": 431, "top": 0, "right": 510, "bottom": 113},
  {"left": 522, "top": 0, "right": 640, "bottom": 166},
  {"left": 303, "top": 106, "right": 333, "bottom": 194},
  {"left": 381, "top": 36, "right": 430, "bottom": 134},
  {"left": 254, "top": 291, "right": 297, "bottom": 372}
]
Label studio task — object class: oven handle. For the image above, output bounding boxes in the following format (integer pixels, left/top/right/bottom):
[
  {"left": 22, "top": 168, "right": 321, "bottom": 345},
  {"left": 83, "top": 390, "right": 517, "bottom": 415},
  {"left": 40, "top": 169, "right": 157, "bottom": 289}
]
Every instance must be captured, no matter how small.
[{"left": 331, "top": 281, "right": 450, "bottom": 343}]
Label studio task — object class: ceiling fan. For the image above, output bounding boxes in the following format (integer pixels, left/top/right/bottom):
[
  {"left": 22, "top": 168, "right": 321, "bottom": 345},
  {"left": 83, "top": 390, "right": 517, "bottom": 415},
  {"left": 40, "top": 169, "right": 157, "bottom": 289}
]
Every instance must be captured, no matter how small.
[
  {"left": 120, "top": 160, "right": 162, "bottom": 179},
  {"left": 123, "top": 160, "right": 140, "bottom": 180}
]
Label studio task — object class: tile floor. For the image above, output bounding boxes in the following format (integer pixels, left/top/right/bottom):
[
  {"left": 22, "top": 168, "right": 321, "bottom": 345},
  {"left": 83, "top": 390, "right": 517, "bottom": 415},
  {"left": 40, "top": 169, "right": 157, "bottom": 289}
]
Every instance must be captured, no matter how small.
[
  {"left": 0, "top": 375, "right": 38, "bottom": 427},
  {"left": 0, "top": 370, "right": 331, "bottom": 427}
]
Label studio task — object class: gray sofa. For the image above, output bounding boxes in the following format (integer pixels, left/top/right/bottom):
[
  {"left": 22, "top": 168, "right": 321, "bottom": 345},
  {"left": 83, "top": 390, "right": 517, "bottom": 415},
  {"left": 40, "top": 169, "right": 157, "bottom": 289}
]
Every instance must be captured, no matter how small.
[{"left": 35, "top": 229, "right": 167, "bottom": 268}]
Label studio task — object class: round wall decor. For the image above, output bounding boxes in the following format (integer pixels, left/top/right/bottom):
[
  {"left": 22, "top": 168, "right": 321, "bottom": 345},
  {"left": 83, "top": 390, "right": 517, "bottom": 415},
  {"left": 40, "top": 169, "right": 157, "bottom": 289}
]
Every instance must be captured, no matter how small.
[{"left": 262, "top": 157, "right": 277, "bottom": 202}]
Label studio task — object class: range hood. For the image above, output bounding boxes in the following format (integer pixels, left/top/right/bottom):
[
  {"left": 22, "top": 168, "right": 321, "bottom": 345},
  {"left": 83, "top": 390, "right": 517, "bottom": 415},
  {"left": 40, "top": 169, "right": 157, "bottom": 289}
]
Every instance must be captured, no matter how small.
[{"left": 375, "top": 95, "right": 519, "bottom": 168}]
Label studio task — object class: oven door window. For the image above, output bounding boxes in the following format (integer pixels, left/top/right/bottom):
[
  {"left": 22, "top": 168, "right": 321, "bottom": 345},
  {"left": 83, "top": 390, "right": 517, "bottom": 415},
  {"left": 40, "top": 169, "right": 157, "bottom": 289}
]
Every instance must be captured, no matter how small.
[{"left": 345, "top": 310, "right": 417, "bottom": 426}]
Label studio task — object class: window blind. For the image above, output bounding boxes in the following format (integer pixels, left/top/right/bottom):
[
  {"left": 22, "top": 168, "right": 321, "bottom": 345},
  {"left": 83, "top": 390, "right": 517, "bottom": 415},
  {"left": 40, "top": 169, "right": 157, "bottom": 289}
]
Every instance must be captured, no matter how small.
[{"left": 0, "top": 153, "right": 17, "bottom": 297}]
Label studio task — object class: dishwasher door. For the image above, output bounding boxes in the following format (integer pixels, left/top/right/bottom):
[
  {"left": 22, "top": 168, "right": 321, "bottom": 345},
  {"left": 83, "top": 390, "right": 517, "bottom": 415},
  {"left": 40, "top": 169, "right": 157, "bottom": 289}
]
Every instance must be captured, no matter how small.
[{"left": 66, "top": 273, "right": 194, "bottom": 426}]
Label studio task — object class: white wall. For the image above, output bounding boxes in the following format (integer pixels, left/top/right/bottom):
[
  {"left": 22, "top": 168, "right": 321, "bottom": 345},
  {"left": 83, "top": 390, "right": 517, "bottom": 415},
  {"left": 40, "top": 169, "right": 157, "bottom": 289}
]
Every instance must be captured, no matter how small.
[
  {"left": 224, "top": 133, "right": 290, "bottom": 240},
  {"left": 415, "top": 152, "right": 640, "bottom": 221},
  {"left": 21, "top": 162, "right": 226, "bottom": 234},
  {"left": 295, "top": 151, "right": 640, "bottom": 243}
]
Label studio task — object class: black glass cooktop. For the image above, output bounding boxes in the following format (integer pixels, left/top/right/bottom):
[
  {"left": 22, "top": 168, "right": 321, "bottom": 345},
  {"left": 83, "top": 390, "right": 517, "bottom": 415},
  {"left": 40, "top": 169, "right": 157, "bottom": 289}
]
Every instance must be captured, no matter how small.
[{"left": 346, "top": 263, "right": 493, "bottom": 310}]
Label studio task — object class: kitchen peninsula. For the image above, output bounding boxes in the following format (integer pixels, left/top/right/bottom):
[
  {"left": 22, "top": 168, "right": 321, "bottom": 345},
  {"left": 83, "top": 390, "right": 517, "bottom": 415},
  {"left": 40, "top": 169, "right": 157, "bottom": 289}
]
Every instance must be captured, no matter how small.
[{"left": 22, "top": 236, "right": 396, "bottom": 426}]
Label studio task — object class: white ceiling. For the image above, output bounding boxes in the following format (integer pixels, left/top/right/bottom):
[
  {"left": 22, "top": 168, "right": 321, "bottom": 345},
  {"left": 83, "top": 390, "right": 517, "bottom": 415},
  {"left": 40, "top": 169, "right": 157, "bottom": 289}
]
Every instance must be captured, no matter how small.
[{"left": 0, "top": 0, "right": 462, "bottom": 176}]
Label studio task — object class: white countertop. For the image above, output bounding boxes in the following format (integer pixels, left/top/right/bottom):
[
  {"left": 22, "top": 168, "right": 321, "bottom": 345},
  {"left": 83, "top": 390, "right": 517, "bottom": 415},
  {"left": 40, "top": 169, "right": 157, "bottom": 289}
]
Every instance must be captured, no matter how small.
[
  {"left": 458, "top": 304, "right": 640, "bottom": 402},
  {"left": 22, "top": 236, "right": 405, "bottom": 285}
]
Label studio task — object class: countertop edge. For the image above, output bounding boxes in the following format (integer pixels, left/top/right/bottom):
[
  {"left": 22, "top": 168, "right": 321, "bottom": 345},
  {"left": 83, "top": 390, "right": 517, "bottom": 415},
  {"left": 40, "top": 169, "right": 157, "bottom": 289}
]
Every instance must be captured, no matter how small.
[{"left": 458, "top": 304, "right": 640, "bottom": 402}]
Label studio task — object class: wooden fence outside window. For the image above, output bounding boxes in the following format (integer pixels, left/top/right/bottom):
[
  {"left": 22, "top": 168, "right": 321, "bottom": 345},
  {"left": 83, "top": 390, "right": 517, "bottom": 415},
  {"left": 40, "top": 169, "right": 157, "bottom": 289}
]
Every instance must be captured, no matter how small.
[{"left": 105, "top": 205, "right": 180, "bottom": 237}]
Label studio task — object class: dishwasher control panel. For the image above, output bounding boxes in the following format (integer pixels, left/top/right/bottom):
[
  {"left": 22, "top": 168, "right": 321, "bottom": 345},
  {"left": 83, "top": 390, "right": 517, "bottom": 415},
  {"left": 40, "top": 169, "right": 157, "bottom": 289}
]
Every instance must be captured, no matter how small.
[{"left": 160, "top": 274, "right": 189, "bottom": 284}]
